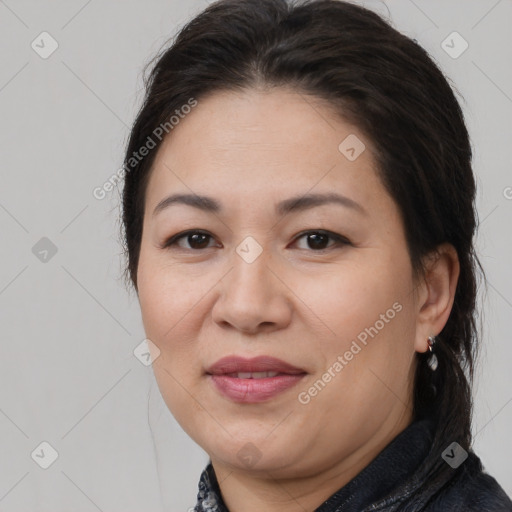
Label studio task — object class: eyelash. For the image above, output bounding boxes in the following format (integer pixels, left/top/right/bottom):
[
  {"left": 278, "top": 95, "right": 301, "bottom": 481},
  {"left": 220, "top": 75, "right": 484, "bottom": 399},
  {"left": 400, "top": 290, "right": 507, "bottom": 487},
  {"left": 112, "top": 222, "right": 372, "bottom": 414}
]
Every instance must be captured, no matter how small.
[{"left": 162, "top": 229, "right": 351, "bottom": 252}]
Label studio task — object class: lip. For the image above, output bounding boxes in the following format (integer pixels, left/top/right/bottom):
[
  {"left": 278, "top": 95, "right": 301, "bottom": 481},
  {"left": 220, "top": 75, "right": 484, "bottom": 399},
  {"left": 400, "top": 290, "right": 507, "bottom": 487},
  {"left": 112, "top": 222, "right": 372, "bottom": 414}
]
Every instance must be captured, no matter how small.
[
  {"left": 206, "top": 355, "right": 307, "bottom": 403},
  {"left": 206, "top": 355, "right": 305, "bottom": 375}
]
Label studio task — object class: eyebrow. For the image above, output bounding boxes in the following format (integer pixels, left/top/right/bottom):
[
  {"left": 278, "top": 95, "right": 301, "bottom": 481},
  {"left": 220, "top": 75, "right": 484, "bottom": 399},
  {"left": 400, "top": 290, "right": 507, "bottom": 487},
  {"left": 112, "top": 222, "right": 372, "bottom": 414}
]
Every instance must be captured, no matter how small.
[{"left": 152, "top": 192, "right": 367, "bottom": 217}]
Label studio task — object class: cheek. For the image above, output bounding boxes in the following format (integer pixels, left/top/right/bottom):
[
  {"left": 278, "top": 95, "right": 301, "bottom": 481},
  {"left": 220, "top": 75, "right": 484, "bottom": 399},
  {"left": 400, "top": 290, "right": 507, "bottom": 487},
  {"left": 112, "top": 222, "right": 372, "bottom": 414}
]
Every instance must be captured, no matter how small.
[
  {"left": 138, "top": 285, "right": 204, "bottom": 385},
  {"left": 137, "top": 256, "right": 206, "bottom": 344},
  {"left": 302, "top": 254, "right": 416, "bottom": 389},
  {"left": 151, "top": 355, "right": 210, "bottom": 449},
  {"left": 295, "top": 257, "right": 409, "bottom": 340},
  {"left": 138, "top": 265, "right": 208, "bottom": 431}
]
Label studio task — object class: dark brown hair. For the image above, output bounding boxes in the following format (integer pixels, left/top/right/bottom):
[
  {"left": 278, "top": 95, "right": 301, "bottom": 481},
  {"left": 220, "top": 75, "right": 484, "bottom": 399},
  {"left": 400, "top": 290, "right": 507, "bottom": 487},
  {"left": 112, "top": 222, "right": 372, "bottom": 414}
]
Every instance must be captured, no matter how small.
[{"left": 121, "top": 0, "right": 485, "bottom": 495}]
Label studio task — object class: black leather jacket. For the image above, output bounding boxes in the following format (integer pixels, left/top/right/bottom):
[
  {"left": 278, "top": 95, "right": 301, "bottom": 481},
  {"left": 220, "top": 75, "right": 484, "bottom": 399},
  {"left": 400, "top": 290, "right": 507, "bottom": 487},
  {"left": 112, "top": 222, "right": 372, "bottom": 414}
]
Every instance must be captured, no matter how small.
[{"left": 193, "top": 417, "right": 512, "bottom": 511}]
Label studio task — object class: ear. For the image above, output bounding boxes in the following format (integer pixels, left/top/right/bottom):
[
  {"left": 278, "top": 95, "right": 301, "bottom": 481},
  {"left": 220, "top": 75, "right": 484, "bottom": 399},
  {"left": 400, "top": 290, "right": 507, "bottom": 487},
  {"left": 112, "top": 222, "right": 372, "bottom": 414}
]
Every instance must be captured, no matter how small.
[{"left": 414, "top": 243, "right": 460, "bottom": 353}]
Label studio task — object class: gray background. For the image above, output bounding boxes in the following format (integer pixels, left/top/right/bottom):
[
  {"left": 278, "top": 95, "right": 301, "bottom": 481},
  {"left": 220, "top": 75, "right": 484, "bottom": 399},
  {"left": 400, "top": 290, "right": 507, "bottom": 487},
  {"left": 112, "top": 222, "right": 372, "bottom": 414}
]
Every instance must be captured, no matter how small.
[{"left": 0, "top": 0, "right": 511, "bottom": 510}]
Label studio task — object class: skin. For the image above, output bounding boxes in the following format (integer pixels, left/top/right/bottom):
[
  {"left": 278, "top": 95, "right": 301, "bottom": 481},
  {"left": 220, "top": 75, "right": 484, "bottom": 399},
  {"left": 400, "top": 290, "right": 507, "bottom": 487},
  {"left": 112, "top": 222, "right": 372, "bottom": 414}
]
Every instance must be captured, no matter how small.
[{"left": 136, "top": 87, "right": 460, "bottom": 511}]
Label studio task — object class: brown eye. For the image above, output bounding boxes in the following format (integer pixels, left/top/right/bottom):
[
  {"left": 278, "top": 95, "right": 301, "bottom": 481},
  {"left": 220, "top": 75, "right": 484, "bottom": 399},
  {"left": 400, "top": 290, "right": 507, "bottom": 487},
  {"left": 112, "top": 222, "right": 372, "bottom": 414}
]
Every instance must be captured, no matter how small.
[
  {"left": 163, "top": 230, "right": 216, "bottom": 250},
  {"left": 293, "top": 230, "right": 350, "bottom": 251}
]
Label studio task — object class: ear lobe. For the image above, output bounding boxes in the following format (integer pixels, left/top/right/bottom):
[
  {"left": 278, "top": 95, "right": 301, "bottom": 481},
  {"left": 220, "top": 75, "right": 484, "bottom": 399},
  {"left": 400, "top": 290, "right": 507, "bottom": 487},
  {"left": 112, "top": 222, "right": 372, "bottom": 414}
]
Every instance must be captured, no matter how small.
[{"left": 414, "top": 243, "right": 460, "bottom": 353}]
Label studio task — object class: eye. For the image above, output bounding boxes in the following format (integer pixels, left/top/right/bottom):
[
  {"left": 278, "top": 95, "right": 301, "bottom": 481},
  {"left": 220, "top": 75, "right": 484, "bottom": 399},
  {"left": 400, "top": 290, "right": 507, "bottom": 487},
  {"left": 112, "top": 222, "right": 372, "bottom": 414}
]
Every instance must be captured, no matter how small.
[
  {"left": 292, "top": 230, "right": 351, "bottom": 251},
  {"left": 162, "top": 229, "right": 351, "bottom": 252},
  {"left": 163, "top": 230, "right": 218, "bottom": 250}
]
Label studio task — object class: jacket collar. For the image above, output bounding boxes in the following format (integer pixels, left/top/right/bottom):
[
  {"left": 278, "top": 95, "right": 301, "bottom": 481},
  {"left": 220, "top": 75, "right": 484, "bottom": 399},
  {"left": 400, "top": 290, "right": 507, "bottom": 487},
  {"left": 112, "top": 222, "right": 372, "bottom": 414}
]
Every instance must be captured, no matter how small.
[{"left": 194, "top": 417, "right": 435, "bottom": 511}]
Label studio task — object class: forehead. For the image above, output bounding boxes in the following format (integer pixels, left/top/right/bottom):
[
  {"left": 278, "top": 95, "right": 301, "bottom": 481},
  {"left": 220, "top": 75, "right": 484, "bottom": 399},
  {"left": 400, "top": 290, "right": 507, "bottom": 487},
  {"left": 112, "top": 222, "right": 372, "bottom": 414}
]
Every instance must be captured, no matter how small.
[{"left": 144, "top": 88, "right": 383, "bottom": 215}]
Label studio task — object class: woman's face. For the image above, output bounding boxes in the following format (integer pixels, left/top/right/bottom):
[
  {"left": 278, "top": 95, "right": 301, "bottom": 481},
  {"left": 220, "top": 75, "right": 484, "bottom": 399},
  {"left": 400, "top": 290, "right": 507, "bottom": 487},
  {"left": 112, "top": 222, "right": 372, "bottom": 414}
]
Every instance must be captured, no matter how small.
[{"left": 137, "top": 88, "right": 424, "bottom": 478}]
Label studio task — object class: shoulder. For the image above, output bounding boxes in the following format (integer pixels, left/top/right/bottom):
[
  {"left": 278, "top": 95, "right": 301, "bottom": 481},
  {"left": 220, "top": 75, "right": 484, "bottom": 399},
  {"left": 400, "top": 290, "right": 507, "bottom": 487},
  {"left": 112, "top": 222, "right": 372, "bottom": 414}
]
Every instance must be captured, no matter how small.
[{"left": 426, "top": 452, "right": 512, "bottom": 512}]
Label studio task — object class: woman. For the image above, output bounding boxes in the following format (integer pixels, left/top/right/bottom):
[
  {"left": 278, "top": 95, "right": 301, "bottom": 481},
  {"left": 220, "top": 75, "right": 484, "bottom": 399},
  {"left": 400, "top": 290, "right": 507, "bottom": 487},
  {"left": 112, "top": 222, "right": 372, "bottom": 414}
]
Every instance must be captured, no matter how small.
[{"left": 121, "top": 0, "right": 512, "bottom": 510}]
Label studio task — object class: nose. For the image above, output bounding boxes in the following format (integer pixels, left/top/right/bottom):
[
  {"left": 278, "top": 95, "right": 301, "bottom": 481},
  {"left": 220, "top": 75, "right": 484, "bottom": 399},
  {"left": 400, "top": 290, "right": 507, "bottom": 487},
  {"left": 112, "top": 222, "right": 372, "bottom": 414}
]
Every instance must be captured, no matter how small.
[{"left": 211, "top": 245, "right": 292, "bottom": 334}]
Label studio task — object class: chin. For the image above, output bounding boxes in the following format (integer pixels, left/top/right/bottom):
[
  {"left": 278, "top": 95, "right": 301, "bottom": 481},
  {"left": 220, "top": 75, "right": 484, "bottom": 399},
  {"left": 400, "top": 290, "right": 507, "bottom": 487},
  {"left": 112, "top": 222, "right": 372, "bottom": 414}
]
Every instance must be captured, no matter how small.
[{"left": 205, "top": 432, "right": 307, "bottom": 474}]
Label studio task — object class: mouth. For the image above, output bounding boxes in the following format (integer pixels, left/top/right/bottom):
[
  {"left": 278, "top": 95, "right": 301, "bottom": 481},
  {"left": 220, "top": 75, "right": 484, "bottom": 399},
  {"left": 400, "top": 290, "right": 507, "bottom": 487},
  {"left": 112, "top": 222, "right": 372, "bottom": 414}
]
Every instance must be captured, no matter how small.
[
  {"left": 206, "top": 355, "right": 306, "bottom": 375},
  {"left": 206, "top": 355, "right": 307, "bottom": 403},
  {"left": 220, "top": 371, "right": 283, "bottom": 378}
]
